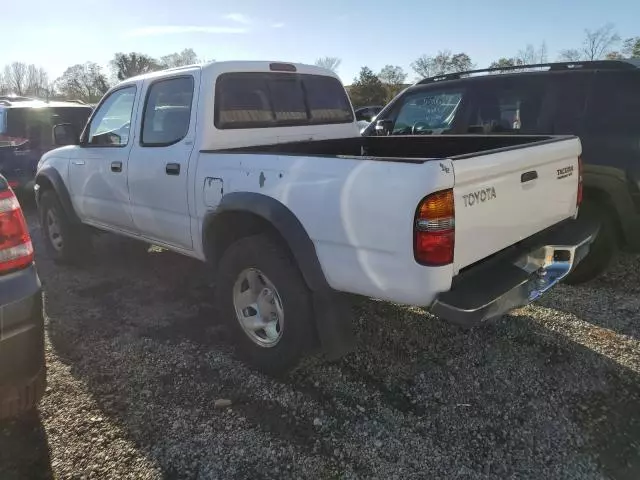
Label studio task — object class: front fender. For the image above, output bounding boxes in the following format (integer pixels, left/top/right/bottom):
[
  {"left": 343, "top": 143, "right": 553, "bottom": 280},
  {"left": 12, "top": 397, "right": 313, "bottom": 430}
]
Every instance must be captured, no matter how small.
[{"left": 34, "top": 166, "right": 80, "bottom": 224}]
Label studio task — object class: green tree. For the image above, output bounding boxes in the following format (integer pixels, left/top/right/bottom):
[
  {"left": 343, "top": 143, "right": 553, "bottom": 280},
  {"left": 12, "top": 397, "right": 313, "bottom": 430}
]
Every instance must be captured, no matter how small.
[
  {"left": 349, "top": 66, "right": 387, "bottom": 107},
  {"left": 110, "top": 52, "right": 161, "bottom": 81},
  {"left": 378, "top": 65, "right": 407, "bottom": 101}
]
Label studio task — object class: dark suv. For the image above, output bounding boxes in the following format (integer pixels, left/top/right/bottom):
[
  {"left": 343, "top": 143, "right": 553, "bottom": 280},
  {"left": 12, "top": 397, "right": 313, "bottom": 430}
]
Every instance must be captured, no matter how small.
[
  {"left": 0, "top": 97, "right": 93, "bottom": 195},
  {"left": 364, "top": 60, "right": 640, "bottom": 283},
  {"left": 0, "top": 174, "right": 45, "bottom": 418}
]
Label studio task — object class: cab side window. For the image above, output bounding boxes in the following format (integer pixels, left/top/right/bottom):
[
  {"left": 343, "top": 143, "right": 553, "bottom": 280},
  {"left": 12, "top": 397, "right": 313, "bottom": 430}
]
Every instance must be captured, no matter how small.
[
  {"left": 549, "top": 73, "right": 591, "bottom": 134},
  {"left": 468, "top": 78, "right": 546, "bottom": 134},
  {"left": 87, "top": 86, "right": 137, "bottom": 146},
  {"left": 141, "top": 76, "right": 194, "bottom": 146},
  {"left": 585, "top": 72, "right": 640, "bottom": 135}
]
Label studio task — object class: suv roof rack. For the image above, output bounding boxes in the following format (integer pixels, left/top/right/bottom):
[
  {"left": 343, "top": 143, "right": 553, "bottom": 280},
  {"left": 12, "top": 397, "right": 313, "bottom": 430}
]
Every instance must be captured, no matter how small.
[{"left": 417, "top": 59, "right": 640, "bottom": 85}]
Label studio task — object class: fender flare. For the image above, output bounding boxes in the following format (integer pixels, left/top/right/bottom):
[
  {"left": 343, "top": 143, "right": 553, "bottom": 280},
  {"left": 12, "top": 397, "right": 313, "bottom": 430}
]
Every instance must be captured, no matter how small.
[
  {"left": 204, "top": 192, "right": 329, "bottom": 292},
  {"left": 583, "top": 167, "right": 640, "bottom": 247},
  {"left": 203, "top": 192, "right": 354, "bottom": 359},
  {"left": 35, "top": 167, "right": 81, "bottom": 224}
]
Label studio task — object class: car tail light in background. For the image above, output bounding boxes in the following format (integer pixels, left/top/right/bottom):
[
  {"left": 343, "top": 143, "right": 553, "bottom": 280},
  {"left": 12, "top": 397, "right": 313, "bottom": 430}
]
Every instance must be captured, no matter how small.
[
  {"left": 414, "top": 189, "right": 455, "bottom": 266},
  {"left": 0, "top": 189, "right": 34, "bottom": 274},
  {"left": 577, "top": 155, "right": 583, "bottom": 207}
]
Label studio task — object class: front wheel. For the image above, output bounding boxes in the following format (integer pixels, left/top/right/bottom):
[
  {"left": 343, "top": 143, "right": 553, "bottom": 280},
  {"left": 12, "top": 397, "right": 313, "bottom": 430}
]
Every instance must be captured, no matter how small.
[
  {"left": 38, "top": 191, "right": 91, "bottom": 264},
  {"left": 215, "top": 233, "right": 317, "bottom": 375},
  {"left": 564, "top": 201, "right": 617, "bottom": 285}
]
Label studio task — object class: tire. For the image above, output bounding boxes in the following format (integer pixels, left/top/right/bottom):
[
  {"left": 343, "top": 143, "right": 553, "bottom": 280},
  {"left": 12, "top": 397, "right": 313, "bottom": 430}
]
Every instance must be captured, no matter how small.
[
  {"left": 215, "top": 233, "right": 317, "bottom": 375},
  {"left": 564, "top": 201, "right": 617, "bottom": 285},
  {"left": 38, "top": 190, "right": 92, "bottom": 264}
]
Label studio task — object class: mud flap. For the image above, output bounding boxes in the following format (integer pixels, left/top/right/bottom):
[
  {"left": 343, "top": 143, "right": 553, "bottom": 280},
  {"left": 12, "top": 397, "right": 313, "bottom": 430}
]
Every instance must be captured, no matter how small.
[{"left": 312, "top": 290, "right": 355, "bottom": 361}]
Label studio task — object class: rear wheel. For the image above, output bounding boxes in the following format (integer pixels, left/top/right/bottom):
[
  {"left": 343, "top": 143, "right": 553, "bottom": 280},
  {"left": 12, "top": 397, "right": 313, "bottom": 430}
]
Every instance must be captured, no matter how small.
[
  {"left": 38, "top": 190, "right": 92, "bottom": 264},
  {"left": 564, "top": 201, "right": 617, "bottom": 285},
  {"left": 216, "top": 233, "right": 316, "bottom": 375}
]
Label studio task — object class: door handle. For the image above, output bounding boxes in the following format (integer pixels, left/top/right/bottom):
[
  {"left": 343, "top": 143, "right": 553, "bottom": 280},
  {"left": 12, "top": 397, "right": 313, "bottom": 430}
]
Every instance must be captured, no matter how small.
[
  {"left": 521, "top": 171, "right": 538, "bottom": 183},
  {"left": 72, "top": 160, "right": 85, "bottom": 166},
  {"left": 111, "top": 161, "right": 122, "bottom": 173},
  {"left": 166, "top": 163, "right": 180, "bottom": 175}
]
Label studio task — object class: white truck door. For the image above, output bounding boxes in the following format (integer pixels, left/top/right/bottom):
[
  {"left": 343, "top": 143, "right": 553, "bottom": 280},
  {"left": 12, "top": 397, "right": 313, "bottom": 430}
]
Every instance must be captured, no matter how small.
[
  {"left": 127, "top": 73, "right": 199, "bottom": 250},
  {"left": 68, "top": 85, "right": 139, "bottom": 233}
]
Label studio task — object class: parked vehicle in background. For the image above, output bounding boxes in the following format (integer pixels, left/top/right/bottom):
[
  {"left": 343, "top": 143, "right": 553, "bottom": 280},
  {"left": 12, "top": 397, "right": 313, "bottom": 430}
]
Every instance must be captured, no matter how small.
[
  {"left": 354, "top": 105, "right": 383, "bottom": 122},
  {"left": 364, "top": 60, "right": 640, "bottom": 284},
  {"left": 0, "top": 97, "right": 92, "bottom": 195},
  {"left": 0, "top": 174, "right": 45, "bottom": 419},
  {"left": 355, "top": 106, "right": 384, "bottom": 132},
  {"left": 35, "top": 61, "right": 593, "bottom": 374}
]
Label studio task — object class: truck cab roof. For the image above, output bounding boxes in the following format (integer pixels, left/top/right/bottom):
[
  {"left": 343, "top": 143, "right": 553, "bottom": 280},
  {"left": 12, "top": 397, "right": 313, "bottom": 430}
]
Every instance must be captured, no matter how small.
[{"left": 107, "top": 60, "right": 359, "bottom": 150}]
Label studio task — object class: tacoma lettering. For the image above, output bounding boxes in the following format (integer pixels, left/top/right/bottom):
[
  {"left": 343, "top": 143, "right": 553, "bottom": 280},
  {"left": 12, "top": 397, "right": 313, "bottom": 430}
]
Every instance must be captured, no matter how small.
[
  {"left": 557, "top": 165, "right": 574, "bottom": 179},
  {"left": 463, "top": 187, "right": 497, "bottom": 207}
]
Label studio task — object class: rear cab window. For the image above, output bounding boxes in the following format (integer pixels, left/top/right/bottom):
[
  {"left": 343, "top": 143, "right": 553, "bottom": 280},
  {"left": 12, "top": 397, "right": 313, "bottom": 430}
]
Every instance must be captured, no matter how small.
[
  {"left": 141, "top": 76, "right": 194, "bottom": 146},
  {"left": 214, "top": 72, "right": 354, "bottom": 129}
]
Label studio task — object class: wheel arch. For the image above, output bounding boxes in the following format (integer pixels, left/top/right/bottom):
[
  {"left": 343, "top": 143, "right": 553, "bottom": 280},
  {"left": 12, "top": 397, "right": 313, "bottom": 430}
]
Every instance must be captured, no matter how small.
[
  {"left": 202, "top": 192, "right": 329, "bottom": 292},
  {"left": 202, "top": 192, "right": 354, "bottom": 359},
  {"left": 35, "top": 167, "right": 81, "bottom": 224}
]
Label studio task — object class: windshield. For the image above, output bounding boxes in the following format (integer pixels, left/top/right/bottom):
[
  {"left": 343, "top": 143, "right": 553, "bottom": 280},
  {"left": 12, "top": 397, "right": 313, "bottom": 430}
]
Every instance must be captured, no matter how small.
[{"left": 391, "top": 89, "right": 464, "bottom": 134}]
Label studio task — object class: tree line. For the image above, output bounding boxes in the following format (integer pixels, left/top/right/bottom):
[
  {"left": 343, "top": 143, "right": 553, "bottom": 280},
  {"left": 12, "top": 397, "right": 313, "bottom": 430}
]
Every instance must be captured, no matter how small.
[
  {"left": 347, "top": 24, "right": 639, "bottom": 106},
  {"left": 1, "top": 24, "right": 639, "bottom": 107},
  {"left": 0, "top": 48, "right": 201, "bottom": 103}
]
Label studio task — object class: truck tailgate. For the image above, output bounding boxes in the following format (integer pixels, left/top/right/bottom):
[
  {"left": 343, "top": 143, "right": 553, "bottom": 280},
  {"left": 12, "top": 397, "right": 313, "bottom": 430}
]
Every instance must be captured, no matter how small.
[{"left": 452, "top": 137, "right": 581, "bottom": 271}]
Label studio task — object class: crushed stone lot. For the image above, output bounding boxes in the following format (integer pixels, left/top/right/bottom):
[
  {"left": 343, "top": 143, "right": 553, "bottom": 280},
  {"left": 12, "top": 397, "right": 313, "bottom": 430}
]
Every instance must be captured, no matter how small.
[{"left": 1, "top": 204, "right": 639, "bottom": 479}]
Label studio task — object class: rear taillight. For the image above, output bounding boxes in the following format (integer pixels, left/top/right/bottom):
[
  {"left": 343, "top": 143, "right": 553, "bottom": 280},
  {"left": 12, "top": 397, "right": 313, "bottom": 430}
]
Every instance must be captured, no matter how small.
[
  {"left": 414, "top": 189, "right": 455, "bottom": 266},
  {"left": 0, "top": 189, "right": 34, "bottom": 274},
  {"left": 577, "top": 155, "right": 583, "bottom": 207}
]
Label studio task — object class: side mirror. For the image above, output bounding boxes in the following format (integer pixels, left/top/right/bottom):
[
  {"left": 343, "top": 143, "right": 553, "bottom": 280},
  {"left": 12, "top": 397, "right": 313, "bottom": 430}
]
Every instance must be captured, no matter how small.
[
  {"left": 52, "top": 123, "right": 79, "bottom": 146},
  {"left": 374, "top": 119, "right": 393, "bottom": 136}
]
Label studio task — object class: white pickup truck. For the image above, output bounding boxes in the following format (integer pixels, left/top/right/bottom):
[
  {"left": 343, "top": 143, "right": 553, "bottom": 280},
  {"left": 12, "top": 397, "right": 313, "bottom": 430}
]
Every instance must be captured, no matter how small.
[{"left": 35, "top": 61, "right": 595, "bottom": 374}]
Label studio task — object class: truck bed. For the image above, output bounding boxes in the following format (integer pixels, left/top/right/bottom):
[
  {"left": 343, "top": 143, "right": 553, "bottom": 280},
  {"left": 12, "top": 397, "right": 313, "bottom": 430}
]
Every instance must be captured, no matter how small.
[{"left": 206, "top": 135, "right": 570, "bottom": 162}]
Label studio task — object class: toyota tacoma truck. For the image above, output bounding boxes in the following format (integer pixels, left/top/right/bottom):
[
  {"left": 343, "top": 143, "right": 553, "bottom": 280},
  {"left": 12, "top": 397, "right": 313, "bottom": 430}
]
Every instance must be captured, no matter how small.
[{"left": 34, "top": 61, "right": 595, "bottom": 374}]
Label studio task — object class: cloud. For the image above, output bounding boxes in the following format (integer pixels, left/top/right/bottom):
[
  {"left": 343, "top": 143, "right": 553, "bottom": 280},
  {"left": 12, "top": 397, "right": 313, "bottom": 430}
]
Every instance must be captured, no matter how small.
[
  {"left": 126, "top": 25, "right": 248, "bottom": 37},
  {"left": 270, "top": 22, "right": 285, "bottom": 28},
  {"left": 224, "top": 13, "right": 252, "bottom": 25}
]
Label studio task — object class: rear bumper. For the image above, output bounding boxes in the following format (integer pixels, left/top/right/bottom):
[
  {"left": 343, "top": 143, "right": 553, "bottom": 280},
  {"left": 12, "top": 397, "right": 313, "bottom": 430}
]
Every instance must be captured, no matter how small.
[
  {"left": 0, "top": 265, "right": 46, "bottom": 419},
  {"left": 431, "top": 219, "right": 598, "bottom": 328}
]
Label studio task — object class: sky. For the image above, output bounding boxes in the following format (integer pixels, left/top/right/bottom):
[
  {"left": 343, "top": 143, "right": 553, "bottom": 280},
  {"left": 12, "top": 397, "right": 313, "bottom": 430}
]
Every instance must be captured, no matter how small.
[{"left": 4, "top": 0, "right": 640, "bottom": 85}]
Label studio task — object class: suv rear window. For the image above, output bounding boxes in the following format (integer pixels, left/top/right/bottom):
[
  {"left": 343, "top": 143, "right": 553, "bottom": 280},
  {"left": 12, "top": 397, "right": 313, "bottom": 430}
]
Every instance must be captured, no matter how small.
[
  {"left": 215, "top": 72, "right": 353, "bottom": 129},
  {"left": 1, "top": 106, "right": 92, "bottom": 148}
]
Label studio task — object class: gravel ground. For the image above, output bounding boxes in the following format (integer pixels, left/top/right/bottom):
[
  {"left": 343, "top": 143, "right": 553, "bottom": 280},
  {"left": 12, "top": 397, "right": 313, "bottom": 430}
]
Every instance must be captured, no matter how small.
[{"left": 1, "top": 205, "right": 639, "bottom": 479}]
